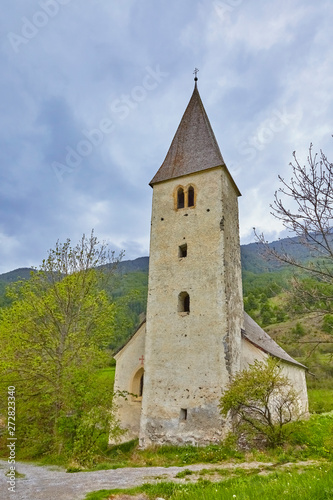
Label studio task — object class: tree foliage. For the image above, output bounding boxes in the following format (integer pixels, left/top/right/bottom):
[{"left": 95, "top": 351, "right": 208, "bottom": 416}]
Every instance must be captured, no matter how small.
[
  {"left": 105, "top": 271, "right": 148, "bottom": 351},
  {"left": 220, "top": 358, "right": 302, "bottom": 447},
  {"left": 0, "top": 232, "right": 122, "bottom": 463}
]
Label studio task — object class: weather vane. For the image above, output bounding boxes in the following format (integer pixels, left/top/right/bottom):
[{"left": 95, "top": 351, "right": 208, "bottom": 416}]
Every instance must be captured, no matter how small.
[{"left": 193, "top": 68, "right": 199, "bottom": 81}]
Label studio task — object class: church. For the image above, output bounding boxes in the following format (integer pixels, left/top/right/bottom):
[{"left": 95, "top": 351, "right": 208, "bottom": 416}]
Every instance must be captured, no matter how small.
[{"left": 112, "top": 76, "right": 308, "bottom": 448}]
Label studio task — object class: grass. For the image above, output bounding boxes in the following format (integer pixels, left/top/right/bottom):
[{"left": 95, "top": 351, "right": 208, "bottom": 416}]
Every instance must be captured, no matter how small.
[
  {"left": 6, "top": 411, "right": 330, "bottom": 473},
  {"left": 95, "top": 366, "right": 116, "bottom": 385},
  {"left": 175, "top": 469, "right": 193, "bottom": 478},
  {"left": 308, "top": 388, "right": 333, "bottom": 413},
  {"left": 287, "top": 412, "right": 333, "bottom": 459},
  {"left": 78, "top": 412, "right": 333, "bottom": 471},
  {"left": 2, "top": 406, "right": 332, "bottom": 475},
  {"left": 82, "top": 438, "right": 245, "bottom": 470},
  {"left": 1, "top": 406, "right": 333, "bottom": 500},
  {"left": 84, "top": 463, "right": 333, "bottom": 500},
  {"left": 4, "top": 469, "right": 26, "bottom": 479}
]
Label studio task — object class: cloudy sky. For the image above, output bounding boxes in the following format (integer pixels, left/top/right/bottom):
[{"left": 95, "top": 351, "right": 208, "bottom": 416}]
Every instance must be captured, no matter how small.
[{"left": 1, "top": 0, "right": 332, "bottom": 274}]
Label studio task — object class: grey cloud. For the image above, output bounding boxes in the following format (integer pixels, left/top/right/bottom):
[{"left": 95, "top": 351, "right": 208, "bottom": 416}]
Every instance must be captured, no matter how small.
[{"left": 0, "top": 0, "right": 332, "bottom": 273}]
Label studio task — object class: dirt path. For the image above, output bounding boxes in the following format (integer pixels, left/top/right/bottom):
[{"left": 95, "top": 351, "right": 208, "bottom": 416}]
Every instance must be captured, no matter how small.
[{"left": 0, "top": 459, "right": 320, "bottom": 500}]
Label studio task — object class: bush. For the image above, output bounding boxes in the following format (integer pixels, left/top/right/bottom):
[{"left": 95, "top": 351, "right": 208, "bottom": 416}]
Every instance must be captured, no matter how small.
[{"left": 220, "top": 358, "right": 302, "bottom": 448}]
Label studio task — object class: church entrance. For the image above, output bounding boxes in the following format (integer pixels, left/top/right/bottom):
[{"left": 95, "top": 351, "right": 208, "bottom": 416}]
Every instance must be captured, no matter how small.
[{"left": 132, "top": 367, "right": 144, "bottom": 400}]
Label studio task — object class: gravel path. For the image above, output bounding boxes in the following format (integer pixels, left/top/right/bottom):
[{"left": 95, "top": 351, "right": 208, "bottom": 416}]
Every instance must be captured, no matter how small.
[
  {"left": 1, "top": 460, "right": 214, "bottom": 500},
  {"left": 0, "top": 459, "right": 320, "bottom": 500}
]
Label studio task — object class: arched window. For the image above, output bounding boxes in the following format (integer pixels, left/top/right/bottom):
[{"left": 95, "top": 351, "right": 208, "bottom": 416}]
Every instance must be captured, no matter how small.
[
  {"left": 188, "top": 186, "right": 195, "bottom": 207},
  {"left": 177, "top": 187, "right": 185, "bottom": 209},
  {"left": 139, "top": 373, "right": 144, "bottom": 397},
  {"left": 132, "top": 367, "right": 144, "bottom": 400},
  {"left": 178, "top": 291, "right": 190, "bottom": 313}
]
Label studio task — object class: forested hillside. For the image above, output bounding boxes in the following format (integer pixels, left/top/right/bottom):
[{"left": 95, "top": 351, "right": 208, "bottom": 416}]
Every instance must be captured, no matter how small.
[
  {"left": 1, "top": 236, "right": 332, "bottom": 385},
  {"left": 0, "top": 237, "right": 323, "bottom": 342},
  {"left": 0, "top": 258, "right": 149, "bottom": 352},
  {"left": 0, "top": 234, "right": 332, "bottom": 468},
  {"left": 0, "top": 235, "right": 309, "bottom": 282},
  {"left": 240, "top": 236, "right": 315, "bottom": 273}
]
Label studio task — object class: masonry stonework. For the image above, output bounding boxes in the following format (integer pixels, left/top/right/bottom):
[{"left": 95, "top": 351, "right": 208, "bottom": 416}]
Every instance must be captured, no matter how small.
[
  {"left": 139, "top": 166, "right": 243, "bottom": 447},
  {"left": 113, "top": 322, "right": 146, "bottom": 442},
  {"left": 112, "top": 81, "right": 308, "bottom": 448}
]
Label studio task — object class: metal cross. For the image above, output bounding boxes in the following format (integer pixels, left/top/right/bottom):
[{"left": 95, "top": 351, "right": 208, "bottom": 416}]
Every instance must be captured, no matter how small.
[{"left": 193, "top": 68, "right": 199, "bottom": 80}]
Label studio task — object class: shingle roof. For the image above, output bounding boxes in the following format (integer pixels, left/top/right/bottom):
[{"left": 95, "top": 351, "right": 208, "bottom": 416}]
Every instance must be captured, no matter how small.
[
  {"left": 150, "top": 83, "right": 236, "bottom": 188},
  {"left": 243, "top": 312, "right": 307, "bottom": 369}
]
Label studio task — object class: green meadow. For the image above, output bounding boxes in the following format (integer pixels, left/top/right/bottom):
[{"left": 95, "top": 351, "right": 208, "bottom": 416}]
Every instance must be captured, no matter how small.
[{"left": 85, "top": 463, "right": 333, "bottom": 500}]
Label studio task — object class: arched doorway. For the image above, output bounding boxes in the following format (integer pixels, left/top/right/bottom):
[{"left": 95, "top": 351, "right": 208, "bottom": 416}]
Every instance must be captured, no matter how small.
[{"left": 132, "top": 367, "right": 144, "bottom": 400}]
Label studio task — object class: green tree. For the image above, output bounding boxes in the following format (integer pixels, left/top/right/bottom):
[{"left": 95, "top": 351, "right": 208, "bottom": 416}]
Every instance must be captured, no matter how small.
[
  {"left": 0, "top": 281, "right": 12, "bottom": 308},
  {"left": 292, "top": 322, "right": 306, "bottom": 339},
  {"left": 105, "top": 271, "right": 148, "bottom": 351},
  {"left": 244, "top": 293, "right": 258, "bottom": 311},
  {"left": 0, "top": 232, "right": 122, "bottom": 462},
  {"left": 220, "top": 358, "right": 301, "bottom": 447}
]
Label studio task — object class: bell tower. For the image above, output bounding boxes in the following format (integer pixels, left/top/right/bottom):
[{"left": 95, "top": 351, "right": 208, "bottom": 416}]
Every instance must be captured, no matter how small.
[{"left": 139, "top": 77, "right": 244, "bottom": 446}]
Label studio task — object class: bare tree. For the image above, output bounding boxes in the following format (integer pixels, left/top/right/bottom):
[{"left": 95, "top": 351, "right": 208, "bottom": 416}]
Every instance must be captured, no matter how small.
[
  {"left": 255, "top": 143, "right": 333, "bottom": 315},
  {"left": 252, "top": 142, "right": 333, "bottom": 358},
  {"left": 256, "top": 144, "right": 333, "bottom": 274}
]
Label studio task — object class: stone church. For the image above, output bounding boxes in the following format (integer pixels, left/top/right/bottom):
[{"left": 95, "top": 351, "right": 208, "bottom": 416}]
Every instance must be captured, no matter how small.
[{"left": 113, "top": 78, "right": 308, "bottom": 448}]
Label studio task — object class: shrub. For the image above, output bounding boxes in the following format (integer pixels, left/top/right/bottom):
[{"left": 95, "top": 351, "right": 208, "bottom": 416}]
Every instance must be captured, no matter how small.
[{"left": 219, "top": 358, "right": 302, "bottom": 448}]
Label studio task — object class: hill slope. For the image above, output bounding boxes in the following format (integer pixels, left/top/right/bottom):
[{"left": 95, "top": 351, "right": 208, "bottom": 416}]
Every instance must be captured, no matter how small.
[
  {"left": 1, "top": 237, "right": 332, "bottom": 390},
  {"left": 0, "top": 234, "right": 315, "bottom": 283}
]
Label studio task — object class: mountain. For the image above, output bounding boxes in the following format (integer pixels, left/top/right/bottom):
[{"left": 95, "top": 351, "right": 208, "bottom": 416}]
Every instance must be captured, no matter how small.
[
  {"left": 242, "top": 232, "right": 333, "bottom": 273},
  {"left": 0, "top": 258, "right": 149, "bottom": 284},
  {"left": 0, "top": 267, "right": 35, "bottom": 283},
  {"left": 0, "top": 237, "right": 331, "bottom": 372},
  {"left": 0, "top": 236, "right": 318, "bottom": 283},
  {"left": 240, "top": 236, "right": 308, "bottom": 273},
  {"left": 116, "top": 256, "right": 149, "bottom": 274}
]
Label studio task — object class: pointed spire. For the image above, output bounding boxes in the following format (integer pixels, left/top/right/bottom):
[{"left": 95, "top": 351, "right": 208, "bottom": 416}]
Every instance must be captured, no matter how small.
[{"left": 150, "top": 80, "right": 227, "bottom": 186}]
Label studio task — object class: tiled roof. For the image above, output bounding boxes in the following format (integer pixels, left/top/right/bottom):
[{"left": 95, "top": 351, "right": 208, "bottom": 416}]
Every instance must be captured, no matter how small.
[
  {"left": 150, "top": 84, "right": 230, "bottom": 186},
  {"left": 243, "top": 312, "right": 307, "bottom": 369}
]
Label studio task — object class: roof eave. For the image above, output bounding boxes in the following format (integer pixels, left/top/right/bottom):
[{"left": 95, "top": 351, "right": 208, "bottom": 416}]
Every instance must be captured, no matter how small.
[{"left": 241, "top": 330, "right": 308, "bottom": 370}]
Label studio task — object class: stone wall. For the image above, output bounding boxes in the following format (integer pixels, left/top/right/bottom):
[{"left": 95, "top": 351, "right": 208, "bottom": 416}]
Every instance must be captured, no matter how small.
[
  {"left": 241, "top": 337, "right": 309, "bottom": 416},
  {"left": 139, "top": 166, "right": 243, "bottom": 447},
  {"left": 112, "top": 323, "right": 146, "bottom": 444}
]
